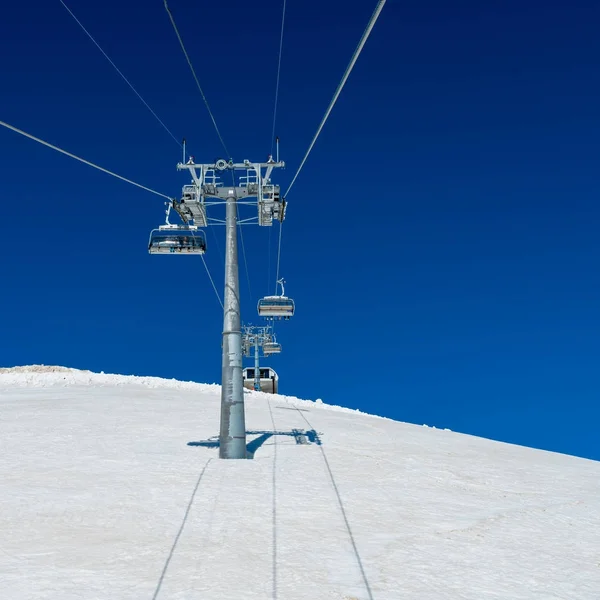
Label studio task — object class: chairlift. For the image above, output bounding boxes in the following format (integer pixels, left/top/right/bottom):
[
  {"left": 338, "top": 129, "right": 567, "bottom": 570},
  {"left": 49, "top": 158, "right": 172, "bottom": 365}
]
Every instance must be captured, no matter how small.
[
  {"left": 258, "top": 278, "right": 295, "bottom": 320},
  {"left": 263, "top": 341, "right": 282, "bottom": 355},
  {"left": 172, "top": 184, "right": 208, "bottom": 227},
  {"left": 148, "top": 225, "right": 206, "bottom": 255}
]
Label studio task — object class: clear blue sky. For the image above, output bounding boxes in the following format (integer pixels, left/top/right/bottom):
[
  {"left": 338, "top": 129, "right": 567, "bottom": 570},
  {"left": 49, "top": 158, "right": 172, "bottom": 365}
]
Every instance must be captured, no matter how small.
[{"left": 1, "top": 0, "right": 599, "bottom": 461}]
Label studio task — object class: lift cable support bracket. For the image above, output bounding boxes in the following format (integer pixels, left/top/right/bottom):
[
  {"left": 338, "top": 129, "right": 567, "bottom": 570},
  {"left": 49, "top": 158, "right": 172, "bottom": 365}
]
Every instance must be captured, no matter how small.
[{"left": 173, "top": 157, "right": 286, "bottom": 228}]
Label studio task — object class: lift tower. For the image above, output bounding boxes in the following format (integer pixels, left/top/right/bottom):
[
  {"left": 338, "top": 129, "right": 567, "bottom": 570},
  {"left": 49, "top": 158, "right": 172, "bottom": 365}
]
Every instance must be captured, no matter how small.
[
  {"left": 242, "top": 325, "right": 282, "bottom": 391},
  {"left": 174, "top": 156, "right": 285, "bottom": 459}
]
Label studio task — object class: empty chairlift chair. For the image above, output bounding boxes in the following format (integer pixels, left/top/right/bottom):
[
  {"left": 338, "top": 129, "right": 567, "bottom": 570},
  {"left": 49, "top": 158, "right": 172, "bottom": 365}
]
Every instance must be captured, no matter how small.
[
  {"left": 262, "top": 341, "right": 282, "bottom": 355},
  {"left": 258, "top": 278, "right": 295, "bottom": 320},
  {"left": 257, "top": 297, "right": 295, "bottom": 319},
  {"left": 148, "top": 225, "right": 206, "bottom": 255}
]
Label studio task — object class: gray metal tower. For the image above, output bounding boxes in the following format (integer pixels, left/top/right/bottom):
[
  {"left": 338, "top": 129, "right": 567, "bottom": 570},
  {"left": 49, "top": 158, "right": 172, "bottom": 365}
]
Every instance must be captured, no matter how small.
[{"left": 173, "top": 157, "right": 285, "bottom": 459}]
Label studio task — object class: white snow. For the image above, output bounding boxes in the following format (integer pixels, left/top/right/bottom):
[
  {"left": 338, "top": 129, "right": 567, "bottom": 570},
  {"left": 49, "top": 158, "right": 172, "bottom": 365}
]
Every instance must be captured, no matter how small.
[{"left": 1, "top": 366, "right": 599, "bottom": 599}]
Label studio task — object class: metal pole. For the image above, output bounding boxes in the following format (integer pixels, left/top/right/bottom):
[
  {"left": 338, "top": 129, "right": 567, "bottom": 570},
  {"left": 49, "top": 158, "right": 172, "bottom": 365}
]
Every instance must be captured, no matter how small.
[
  {"left": 254, "top": 335, "right": 261, "bottom": 391},
  {"left": 219, "top": 192, "right": 246, "bottom": 459}
]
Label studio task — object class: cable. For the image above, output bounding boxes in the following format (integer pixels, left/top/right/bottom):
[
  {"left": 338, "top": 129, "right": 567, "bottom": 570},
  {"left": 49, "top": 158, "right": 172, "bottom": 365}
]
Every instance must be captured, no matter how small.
[
  {"left": 274, "top": 221, "right": 283, "bottom": 295},
  {"left": 59, "top": 3, "right": 226, "bottom": 308},
  {"left": 201, "top": 254, "right": 224, "bottom": 309},
  {"left": 238, "top": 223, "right": 253, "bottom": 302},
  {"left": 58, "top": 0, "right": 181, "bottom": 147},
  {"left": 283, "top": 0, "right": 387, "bottom": 198},
  {"left": 0, "top": 119, "right": 171, "bottom": 200},
  {"left": 209, "top": 224, "right": 224, "bottom": 267},
  {"left": 270, "top": 0, "right": 287, "bottom": 156},
  {"left": 163, "top": 0, "right": 230, "bottom": 158},
  {"left": 265, "top": 0, "right": 287, "bottom": 293},
  {"left": 267, "top": 225, "right": 272, "bottom": 295},
  {"left": 5, "top": 118, "right": 220, "bottom": 305},
  {"left": 178, "top": 225, "right": 223, "bottom": 309},
  {"left": 273, "top": 1, "right": 386, "bottom": 287}
]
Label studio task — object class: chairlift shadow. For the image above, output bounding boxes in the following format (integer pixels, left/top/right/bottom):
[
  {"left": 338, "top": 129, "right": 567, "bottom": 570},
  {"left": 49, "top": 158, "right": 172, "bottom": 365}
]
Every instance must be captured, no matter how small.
[{"left": 188, "top": 428, "right": 322, "bottom": 458}]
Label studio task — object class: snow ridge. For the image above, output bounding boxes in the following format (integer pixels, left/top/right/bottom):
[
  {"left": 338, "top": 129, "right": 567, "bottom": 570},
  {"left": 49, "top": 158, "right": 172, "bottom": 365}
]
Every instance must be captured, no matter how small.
[
  {"left": 0, "top": 364, "right": 219, "bottom": 393},
  {"left": 0, "top": 365, "right": 387, "bottom": 420}
]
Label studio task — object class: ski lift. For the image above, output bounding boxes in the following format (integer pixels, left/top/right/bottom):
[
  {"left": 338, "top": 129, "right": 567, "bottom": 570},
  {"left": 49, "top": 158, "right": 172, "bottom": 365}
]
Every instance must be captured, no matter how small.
[
  {"left": 172, "top": 184, "right": 207, "bottom": 227},
  {"left": 263, "top": 341, "right": 282, "bottom": 355},
  {"left": 243, "top": 367, "right": 279, "bottom": 394},
  {"left": 258, "top": 278, "right": 295, "bottom": 320},
  {"left": 148, "top": 224, "right": 206, "bottom": 255}
]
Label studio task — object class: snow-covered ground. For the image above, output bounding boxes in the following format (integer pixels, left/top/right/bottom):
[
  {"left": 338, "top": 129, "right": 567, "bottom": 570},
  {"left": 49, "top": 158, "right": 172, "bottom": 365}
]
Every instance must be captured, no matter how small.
[{"left": 1, "top": 366, "right": 599, "bottom": 599}]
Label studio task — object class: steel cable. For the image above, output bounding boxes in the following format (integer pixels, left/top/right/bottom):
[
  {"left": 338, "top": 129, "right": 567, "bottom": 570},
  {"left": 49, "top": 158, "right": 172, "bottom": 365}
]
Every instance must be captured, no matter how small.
[
  {"left": 58, "top": 0, "right": 181, "bottom": 147},
  {"left": 283, "top": 0, "right": 387, "bottom": 198},
  {"left": 163, "top": 0, "right": 230, "bottom": 158},
  {"left": 0, "top": 119, "right": 171, "bottom": 200},
  {"left": 200, "top": 254, "right": 224, "bottom": 309},
  {"left": 270, "top": 0, "right": 287, "bottom": 155}
]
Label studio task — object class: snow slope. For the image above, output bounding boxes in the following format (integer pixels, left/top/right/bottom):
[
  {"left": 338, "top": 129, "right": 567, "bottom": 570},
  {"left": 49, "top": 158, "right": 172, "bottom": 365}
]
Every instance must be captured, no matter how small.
[{"left": 1, "top": 366, "right": 599, "bottom": 599}]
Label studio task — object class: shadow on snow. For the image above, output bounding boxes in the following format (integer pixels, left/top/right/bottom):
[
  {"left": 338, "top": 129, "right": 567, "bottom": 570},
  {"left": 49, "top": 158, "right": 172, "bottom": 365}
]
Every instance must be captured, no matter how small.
[{"left": 188, "top": 428, "right": 322, "bottom": 458}]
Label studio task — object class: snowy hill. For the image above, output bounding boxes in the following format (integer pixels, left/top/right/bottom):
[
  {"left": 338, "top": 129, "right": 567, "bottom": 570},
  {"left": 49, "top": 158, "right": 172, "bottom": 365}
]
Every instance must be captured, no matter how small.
[{"left": 1, "top": 367, "right": 599, "bottom": 599}]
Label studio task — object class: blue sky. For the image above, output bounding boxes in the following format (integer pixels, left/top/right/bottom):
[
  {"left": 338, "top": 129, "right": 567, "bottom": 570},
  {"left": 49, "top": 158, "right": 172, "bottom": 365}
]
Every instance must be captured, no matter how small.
[{"left": 1, "top": 0, "right": 599, "bottom": 461}]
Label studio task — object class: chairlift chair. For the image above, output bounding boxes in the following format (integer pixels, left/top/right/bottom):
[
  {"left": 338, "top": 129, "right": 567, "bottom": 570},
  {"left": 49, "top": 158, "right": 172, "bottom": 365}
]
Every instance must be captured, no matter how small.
[
  {"left": 258, "top": 278, "right": 295, "bottom": 320},
  {"left": 257, "top": 297, "right": 295, "bottom": 319},
  {"left": 262, "top": 341, "right": 282, "bottom": 355},
  {"left": 148, "top": 225, "right": 206, "bottom": 255}
]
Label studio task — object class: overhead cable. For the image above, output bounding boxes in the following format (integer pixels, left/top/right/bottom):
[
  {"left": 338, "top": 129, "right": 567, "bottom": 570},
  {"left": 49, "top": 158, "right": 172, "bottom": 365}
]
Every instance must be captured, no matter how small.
[
  {"left": 267, "top": 226, "right": 272, "bottom": 296},
  {"left": 270, "top": 0, "right": 287, "bottom": 156},
  {"left": 58, "top": 0, "right": 181, "bottom": 147},
  {"left": 0, "top": 119, "right": 171, "bottom": 200},
  {"left": 201, "top": 255, "right": 224, "bottom": 309},
  {"left": 239, "top": 223, "right": 253, "bottom": 302},
  {"left": 163, "top": 0, "right": 230, "bottom": 158},
  {"left": 274, "top": 221, "right": 283, "bottom": 294},
  {"left": 283, "top": 0, "right": 387, "bottom": 198}
]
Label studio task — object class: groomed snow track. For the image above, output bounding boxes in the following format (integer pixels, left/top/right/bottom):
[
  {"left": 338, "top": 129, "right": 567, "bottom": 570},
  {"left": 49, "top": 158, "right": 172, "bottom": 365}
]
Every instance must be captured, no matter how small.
[{"left": 1, "top": 366, "right": 599, "bottom": 599}]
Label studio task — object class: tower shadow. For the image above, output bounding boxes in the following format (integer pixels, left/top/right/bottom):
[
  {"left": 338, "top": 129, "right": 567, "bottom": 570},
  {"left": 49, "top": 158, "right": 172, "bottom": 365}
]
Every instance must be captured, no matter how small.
[{"left": 188, "top": 428, "right": 322, "bottom": 458}]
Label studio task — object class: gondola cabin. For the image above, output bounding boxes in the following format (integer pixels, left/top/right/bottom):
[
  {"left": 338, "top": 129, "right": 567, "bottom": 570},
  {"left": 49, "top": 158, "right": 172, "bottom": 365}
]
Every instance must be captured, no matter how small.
[
  {"left": 148, "top": 225, "right": 206, "bottom": 255},
  {"left": 257, "top": 296, "right": 295, "bottom": 319},
  {"left": 243, "top": 367, "right": 279, "bottom": 394}
]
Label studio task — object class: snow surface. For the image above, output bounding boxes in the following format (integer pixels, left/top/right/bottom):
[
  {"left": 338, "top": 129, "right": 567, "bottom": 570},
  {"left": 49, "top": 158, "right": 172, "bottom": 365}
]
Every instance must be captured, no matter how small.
[{"left": 1, "top": 366, "right": 599, "bottom": 599}]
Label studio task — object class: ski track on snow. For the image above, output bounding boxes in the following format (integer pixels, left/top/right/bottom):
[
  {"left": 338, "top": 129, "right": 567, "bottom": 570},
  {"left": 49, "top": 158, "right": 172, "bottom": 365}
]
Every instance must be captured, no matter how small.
[{"left": 1, "top": 366, "right": 600, "bottom": 599}]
